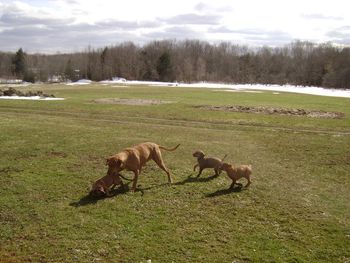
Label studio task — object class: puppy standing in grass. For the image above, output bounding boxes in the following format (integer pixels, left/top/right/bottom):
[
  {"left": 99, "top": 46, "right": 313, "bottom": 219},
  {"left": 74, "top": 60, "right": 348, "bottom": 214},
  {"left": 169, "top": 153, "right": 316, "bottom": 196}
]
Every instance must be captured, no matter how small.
[
  {"left": 220, "top": 162, "right": 252, "bottom": 189},
  {"left": 192, "top": 150, "right": 227, "bottom": 177}
]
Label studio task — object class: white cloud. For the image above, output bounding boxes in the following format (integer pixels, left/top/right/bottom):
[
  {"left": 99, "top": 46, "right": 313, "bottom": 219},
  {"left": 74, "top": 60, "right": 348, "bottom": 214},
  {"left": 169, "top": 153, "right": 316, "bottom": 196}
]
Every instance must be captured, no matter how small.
[{"left": 0, "top": 0, "right": 350, "bottom": 53}]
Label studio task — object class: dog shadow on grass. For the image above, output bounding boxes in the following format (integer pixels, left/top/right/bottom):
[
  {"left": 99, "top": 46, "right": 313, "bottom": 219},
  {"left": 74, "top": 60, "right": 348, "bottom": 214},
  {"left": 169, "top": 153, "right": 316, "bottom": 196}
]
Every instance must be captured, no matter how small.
[
  {"left": 174, "top": 174, "right": 220, "bottom": 186},
  {"left": 205, "top": 184, "right": 244, "bottom": 198},
  {"left": 69, "top": 185, "right": 129, "bottom": 207}
]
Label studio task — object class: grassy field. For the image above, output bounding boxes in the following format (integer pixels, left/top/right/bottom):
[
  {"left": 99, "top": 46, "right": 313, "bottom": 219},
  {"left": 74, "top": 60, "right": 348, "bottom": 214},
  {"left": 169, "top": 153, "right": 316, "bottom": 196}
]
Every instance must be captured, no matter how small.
[{"left": 0, "top": 83, "right": 349, "bottom": 262}]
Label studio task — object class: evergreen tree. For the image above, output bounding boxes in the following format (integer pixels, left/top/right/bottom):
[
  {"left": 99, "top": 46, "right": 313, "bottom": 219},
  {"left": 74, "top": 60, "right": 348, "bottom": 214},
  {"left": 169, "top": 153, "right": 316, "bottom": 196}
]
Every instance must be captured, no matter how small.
[
  {"left": 156, "top": 51, "right": 173, "bottom": 81},
  {"left": 12, "top": 48, "right": 26, "bottom": 78}
]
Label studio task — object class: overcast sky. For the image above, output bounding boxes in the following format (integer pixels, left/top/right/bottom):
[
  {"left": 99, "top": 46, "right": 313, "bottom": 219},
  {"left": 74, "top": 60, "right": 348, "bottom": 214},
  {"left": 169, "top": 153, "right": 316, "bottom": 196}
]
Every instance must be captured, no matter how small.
[{"left": 0, "top": 0, "right": 349, "bottom": 53}]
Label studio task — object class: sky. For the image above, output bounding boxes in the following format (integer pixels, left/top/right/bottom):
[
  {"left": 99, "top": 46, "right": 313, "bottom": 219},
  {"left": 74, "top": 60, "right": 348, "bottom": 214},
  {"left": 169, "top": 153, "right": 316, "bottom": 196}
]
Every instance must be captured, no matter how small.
[{"left": 0, "top": 0, "right": 349, "bottom": 53}]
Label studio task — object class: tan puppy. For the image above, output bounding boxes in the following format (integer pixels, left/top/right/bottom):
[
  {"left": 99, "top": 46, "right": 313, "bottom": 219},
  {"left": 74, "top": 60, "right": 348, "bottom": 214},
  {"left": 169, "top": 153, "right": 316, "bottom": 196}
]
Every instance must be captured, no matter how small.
[
  {"left": 90, "top": 173, "right": 124, "bottom": 197},
  {"left": 106, "top": 142, "right": 180, "bottom": 192},
  {"left": 221, "top": 162, "right": 252, "bottom": 189},
  {"left": 193, "top": 150, "right": 227, "bottom": 177}
]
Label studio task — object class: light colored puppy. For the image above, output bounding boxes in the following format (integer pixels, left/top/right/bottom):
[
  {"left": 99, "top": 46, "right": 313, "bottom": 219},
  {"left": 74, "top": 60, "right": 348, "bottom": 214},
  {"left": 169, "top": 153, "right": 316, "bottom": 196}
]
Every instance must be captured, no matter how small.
[
  {"left": 220, "top": 162, "right": 252, "bottom": 189},
  {"left": 90, "top": 173, "right": 124, "bottom": 197},
  {"left": 193, "top": 150, "right": 227, "bottom": 177}
]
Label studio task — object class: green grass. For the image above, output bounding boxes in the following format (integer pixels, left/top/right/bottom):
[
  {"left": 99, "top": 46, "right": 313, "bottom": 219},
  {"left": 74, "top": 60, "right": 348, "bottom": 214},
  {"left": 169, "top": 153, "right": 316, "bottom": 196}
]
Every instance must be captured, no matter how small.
[{"left": 0, "top": 84, "right": 349, "bottom": 262}]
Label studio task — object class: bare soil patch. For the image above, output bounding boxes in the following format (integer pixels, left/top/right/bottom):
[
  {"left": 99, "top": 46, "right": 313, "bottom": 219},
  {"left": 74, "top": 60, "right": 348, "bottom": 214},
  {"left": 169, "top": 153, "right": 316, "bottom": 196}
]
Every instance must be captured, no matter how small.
[
  {"left": 195, "top": 105, "right": 345, "bottom": 119},
  {"left": 93, "top": 98, "right": 173, "bottom": 105}
]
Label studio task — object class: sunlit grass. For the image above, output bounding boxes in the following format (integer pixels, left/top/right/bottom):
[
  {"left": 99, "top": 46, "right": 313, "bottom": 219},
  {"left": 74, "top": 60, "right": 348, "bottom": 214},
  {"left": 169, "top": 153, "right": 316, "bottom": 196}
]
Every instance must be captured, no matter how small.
[{"left": 0, "top": 84, "right": 349, "bottom": 262}]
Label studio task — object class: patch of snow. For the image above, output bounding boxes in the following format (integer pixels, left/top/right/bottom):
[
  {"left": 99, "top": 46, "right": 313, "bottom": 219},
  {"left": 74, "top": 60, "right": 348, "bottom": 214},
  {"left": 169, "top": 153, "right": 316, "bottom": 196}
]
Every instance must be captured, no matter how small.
[
  {"left": 180, "top": 83, "right": 350, "bottom": 98},
  {"left": 0, "top": 79, "right": 23, "bottom": 84},
  {"left": 0, "top": 96, "right": 65, "bottom": 101},
  {"left": 99, "top": 77, "right": 127, "bottom": 84},
  {"left": 126, "top": 80, "right": 179, "bottom": 87},
  {"left": 66, "top": 79, "right": 92, "bottom": 85},
  {"left": 119, "top": 80, "right": 349, "bottom": 98}
]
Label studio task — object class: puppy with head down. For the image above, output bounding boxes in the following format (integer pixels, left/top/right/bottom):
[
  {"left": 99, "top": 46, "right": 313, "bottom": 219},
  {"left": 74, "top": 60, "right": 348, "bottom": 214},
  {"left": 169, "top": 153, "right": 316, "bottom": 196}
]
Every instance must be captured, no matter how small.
[
  {"left": 90, "top": 173, "right": 124, "bottom": 197},
  {"left": 220, "top": 162, "right": 252, "bottom": 189},
  {"left": 193, "top": 150, "right": 227, "bottom": 177}
]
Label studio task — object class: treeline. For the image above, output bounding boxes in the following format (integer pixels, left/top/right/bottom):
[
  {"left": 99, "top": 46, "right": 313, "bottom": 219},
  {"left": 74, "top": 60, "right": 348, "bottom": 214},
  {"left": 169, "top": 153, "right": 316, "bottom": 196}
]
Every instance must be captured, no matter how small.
[{"left": 0, "top": 40, "right": 349, "bottom": 89}]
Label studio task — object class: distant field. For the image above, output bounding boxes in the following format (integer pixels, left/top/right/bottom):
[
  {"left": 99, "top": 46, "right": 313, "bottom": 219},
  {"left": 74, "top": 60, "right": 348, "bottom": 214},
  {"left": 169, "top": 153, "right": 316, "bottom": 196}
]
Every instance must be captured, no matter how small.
[{"left": 0, "top": 84, "right": 349, "bottom": 262}]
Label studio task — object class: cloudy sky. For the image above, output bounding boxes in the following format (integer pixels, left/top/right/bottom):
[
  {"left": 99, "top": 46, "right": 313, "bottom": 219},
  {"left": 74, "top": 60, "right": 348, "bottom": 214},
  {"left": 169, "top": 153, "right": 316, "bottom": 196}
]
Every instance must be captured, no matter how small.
[{"left": 0, "top": 0, "right": 349, "bottom": 53}]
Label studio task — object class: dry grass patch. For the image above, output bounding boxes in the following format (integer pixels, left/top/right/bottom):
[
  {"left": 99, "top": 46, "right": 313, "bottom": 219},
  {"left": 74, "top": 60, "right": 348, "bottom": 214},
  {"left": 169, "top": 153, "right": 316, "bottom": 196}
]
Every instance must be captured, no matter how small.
[{"left": 195, "top": 105, "right": 345, "bottom": 119}]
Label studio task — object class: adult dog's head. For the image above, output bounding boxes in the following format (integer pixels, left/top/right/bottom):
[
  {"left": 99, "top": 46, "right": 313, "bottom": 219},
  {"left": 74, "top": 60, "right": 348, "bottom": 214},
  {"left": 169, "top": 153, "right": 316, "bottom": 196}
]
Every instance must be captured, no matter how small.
[{"left": 106, "top": 156, "right": 124, "bottom": 176}]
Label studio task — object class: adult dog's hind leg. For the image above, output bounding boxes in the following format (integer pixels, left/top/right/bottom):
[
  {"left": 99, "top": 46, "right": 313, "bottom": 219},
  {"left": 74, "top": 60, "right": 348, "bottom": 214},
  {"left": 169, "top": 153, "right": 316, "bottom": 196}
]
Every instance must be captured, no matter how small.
[{"left": 152, "top": 149, "right": 173, "bottom": 183}]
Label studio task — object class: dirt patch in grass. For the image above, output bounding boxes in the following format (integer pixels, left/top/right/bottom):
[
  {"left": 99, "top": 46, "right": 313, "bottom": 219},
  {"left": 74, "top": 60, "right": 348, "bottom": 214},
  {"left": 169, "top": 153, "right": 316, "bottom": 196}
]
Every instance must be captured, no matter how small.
[
  {"left": 196, "top": 105, "right": 345, "bottom": 119},
  {"left": 93, "top": 98, "right": 174, "bottom": 105}
]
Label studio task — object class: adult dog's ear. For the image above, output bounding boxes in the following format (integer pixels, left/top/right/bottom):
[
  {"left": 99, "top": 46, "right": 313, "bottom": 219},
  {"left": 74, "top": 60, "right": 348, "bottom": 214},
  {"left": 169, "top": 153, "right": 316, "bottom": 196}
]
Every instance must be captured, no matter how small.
[
  {"left": 106, "top": 157, "right": 123, "bottom": 169},
  {"left": 106, "top": 157, "right": 118, "bottom": 165},
  {"left": 106, "top": 157, "right": 112, "bottom": 165}
]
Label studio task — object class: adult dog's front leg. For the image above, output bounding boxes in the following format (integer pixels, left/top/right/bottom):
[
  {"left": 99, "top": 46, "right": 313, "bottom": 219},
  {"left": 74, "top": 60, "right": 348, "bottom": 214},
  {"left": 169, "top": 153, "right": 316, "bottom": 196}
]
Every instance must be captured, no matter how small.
[{"left": 131, "top": 170, "right": 139, "bottom": 192}]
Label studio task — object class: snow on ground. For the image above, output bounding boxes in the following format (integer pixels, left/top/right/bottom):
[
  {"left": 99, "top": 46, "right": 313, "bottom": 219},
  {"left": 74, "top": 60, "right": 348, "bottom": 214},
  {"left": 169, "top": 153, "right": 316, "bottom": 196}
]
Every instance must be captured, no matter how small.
[
  {"left": 66, "top": 79, "right": 92, "bottom": 85},
  {"left": 181, "top": 83, "right": 350, "bottom": 98},
  {"left": 0, "top": 96, "right": 64, "bottom": 101},
  {"left": 2, "top": 78, "right": 350, "bottom": 98},
  {"left": 99, "top": 77, "right": 127, "bottom": 84},
  {"left": 122, "top": 81, "right": 350, "bottom": 98}
]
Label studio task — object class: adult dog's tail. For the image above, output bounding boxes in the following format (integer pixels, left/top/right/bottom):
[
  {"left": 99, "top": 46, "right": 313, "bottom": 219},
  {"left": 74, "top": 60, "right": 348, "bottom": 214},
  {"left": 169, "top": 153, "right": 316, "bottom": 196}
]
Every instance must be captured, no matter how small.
[{"left": 159, "top": 144, "right": 181, "bottom": 151}]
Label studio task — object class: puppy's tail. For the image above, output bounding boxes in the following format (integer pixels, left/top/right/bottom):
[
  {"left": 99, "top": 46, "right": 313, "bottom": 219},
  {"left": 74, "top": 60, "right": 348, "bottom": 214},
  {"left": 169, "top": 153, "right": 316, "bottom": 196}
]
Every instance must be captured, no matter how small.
[{"left": 159, "top": 144, "right": 180, "bottom": 152}]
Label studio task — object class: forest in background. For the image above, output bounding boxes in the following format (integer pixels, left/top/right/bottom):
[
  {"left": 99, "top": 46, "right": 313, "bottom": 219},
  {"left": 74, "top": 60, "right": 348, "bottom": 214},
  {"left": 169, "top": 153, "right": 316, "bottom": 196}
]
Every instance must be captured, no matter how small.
[{"left": 0, "top": 40, "right": 349, "bottom": 89}]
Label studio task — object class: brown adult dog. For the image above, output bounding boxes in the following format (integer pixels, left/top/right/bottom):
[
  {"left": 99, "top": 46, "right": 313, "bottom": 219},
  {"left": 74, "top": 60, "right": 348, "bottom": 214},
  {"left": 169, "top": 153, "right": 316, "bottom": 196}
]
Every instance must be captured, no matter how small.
[
  {"left": 90, "top": 173, "right": 124, "bottom": 197},
  {"left": 106, "top": 142, "right": 180, "bottom": 192},
  {"left": 221, "top": 162, "right": 252, "bottom": 189},
  {"left": 193, "top": 150, "right": 227, "bottom": 177}
]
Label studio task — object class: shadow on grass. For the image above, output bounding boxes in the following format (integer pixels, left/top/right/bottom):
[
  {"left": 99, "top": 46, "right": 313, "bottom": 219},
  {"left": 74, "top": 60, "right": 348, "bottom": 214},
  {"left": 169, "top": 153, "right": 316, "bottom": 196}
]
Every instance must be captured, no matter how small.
[
  {"left": 136, "top": 182, "right": 171, "bottom": 194},
  {"left": 205, "top": 184, "right": 244, "bottom": 198},
  {"left": 174, "top": 174, "right": 220, "bottom": 186},
  {"left": 69, "top": 185, "right": 129, "bottom": 207}
]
